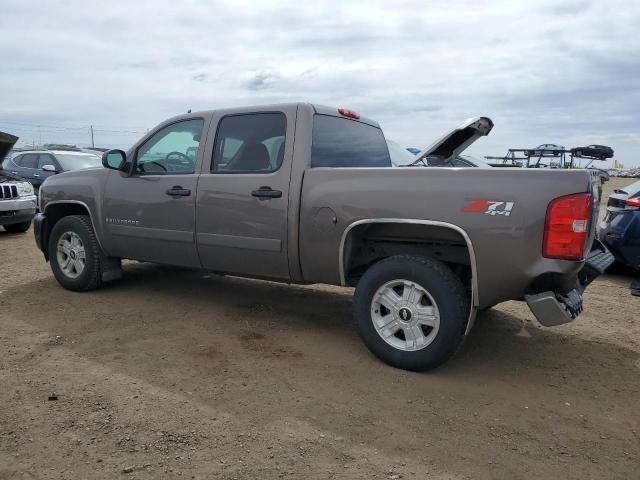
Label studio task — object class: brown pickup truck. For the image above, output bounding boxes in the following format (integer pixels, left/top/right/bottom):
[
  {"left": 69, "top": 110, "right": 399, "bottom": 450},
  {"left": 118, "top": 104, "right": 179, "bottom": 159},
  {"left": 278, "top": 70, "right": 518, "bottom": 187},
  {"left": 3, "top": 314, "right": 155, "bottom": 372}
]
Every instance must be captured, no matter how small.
[{"left": 33, "top": 103, "right": 613, "bottom": 370}]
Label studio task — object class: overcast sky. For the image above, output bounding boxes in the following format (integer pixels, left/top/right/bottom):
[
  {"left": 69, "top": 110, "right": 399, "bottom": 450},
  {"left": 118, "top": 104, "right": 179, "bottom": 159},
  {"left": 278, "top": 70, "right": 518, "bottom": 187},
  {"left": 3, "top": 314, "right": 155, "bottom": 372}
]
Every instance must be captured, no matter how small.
[{"left": 1, "top": 0, "right": 639, "bottom": 166}]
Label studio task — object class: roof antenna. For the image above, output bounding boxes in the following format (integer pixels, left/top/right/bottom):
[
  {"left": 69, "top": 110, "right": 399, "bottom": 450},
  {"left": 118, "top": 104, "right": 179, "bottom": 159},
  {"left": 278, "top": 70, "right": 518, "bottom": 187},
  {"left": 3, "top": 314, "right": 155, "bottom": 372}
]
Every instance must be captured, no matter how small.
[{"left": 187, "top": 109, "right": 192, "bottom": 113}]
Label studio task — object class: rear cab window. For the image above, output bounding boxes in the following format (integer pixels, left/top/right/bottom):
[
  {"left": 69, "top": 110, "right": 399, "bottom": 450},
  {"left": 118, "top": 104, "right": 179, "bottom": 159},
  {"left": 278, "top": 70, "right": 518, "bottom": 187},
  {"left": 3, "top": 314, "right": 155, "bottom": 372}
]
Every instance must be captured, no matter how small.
[{"left": 311, "top": 115, "right": 391, "bottom": 168}]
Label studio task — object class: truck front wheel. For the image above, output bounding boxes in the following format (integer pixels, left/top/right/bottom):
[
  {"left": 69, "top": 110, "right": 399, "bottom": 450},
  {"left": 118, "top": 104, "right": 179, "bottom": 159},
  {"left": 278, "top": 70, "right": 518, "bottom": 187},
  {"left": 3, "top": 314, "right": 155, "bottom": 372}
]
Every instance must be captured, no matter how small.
[
  {"left": 353, "top": 255, "right": 468, "bottom": 371},
  {"left": 48, "top": 215, "right": 104, "bottom": 291}
]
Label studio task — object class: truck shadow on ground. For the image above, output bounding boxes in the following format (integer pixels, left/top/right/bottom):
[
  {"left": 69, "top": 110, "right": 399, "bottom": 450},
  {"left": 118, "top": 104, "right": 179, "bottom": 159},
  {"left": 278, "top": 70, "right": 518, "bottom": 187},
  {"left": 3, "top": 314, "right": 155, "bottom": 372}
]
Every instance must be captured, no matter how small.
[{"left": 8, "top": 262, "right": 640, "bottom": 395}]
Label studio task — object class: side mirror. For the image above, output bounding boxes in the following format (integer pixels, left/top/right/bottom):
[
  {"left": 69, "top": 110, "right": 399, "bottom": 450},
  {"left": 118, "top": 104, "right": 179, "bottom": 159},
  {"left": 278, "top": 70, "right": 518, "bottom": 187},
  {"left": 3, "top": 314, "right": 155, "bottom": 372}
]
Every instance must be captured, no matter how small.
[
  {"left": 41, "top": 164, "right": 57, "bottom": 173},
  {"left": 102, "top": 149, "right": 126, "bottom": 171}
]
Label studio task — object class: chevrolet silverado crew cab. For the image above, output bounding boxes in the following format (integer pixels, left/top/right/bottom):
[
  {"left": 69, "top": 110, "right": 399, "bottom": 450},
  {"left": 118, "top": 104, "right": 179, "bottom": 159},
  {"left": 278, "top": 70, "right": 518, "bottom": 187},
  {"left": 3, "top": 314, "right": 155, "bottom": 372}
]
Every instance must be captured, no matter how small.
[{"left": 33, "top": 103, "right": 613, "bottom": 371}]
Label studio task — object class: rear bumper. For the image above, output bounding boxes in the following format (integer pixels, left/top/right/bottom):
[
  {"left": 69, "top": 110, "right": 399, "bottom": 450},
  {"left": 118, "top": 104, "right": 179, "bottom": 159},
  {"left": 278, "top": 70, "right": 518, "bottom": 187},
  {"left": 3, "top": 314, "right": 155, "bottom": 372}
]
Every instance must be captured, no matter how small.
[
  {"left": 0, "top": 196, "right": 37, "bottom": 226},
  {"left": 525, "top": 240, "right": 614, "bottom": 327}
]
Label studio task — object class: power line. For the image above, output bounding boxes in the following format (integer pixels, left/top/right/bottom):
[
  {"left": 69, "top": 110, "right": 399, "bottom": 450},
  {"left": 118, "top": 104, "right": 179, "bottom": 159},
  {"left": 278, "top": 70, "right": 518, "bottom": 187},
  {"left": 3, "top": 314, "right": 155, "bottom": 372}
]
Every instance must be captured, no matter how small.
[
  {"left": 0, "top": 120, "right": 87, "bottom": 131},
  {"left": 0, "top": 119, "right": 147, "bottom": 134}
]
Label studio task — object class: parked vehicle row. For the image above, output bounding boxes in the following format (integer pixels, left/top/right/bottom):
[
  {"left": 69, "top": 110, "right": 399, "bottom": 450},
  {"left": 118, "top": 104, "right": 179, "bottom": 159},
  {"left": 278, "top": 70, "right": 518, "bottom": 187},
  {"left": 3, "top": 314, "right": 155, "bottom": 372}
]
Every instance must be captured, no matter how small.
[
  {"left": 608, "top": 168, "right": 640, "bottom": 178},
  {"left": 33, "top": 103, "right": 613, "bottom": 371}
]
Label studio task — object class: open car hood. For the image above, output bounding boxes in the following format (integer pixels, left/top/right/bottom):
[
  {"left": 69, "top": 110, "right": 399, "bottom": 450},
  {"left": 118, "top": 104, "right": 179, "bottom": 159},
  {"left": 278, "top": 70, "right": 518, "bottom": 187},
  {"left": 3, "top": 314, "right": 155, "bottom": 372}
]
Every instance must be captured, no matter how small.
[
  {"left": 0, "top": 131, "right": 18, "bottom": 161},
  {"left": 415, "top": 117, "right": 493, "bottom": 162}
]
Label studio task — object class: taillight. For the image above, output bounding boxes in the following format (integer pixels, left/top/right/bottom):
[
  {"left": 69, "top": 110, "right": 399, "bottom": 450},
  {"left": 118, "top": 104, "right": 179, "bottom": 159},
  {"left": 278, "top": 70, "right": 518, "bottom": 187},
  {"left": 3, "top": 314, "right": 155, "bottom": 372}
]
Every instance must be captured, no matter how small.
[
  {"left": 625, "top": 197, "right": 640, "bottom": 209},
  {"left": 338, "top": 108, "right": 360, "bottom": 119},
  {"left": 543, "top": 193, "right": 593, "bottom": 260}
]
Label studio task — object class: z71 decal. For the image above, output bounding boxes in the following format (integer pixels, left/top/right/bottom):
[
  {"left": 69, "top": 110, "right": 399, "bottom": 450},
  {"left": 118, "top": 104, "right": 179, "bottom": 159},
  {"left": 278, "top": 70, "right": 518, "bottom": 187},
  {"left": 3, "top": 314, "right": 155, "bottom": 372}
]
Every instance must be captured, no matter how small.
[{"left": 463, "top": 198, "right": 515, "bottom": 217}]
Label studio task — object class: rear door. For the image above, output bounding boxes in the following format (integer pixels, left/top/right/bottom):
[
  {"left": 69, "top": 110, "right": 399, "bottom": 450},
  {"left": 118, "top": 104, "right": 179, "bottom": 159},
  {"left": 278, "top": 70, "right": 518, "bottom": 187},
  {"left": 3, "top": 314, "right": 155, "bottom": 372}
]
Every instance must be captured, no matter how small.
[
  {"left": 195, "top": 106, "right": 296, "bottom": 279},
  {"left": 102, "top": 117, "right": 207, "bottom": 266},
  {"left": 11, "top": 153, "right": 39, "bottom": 182}
]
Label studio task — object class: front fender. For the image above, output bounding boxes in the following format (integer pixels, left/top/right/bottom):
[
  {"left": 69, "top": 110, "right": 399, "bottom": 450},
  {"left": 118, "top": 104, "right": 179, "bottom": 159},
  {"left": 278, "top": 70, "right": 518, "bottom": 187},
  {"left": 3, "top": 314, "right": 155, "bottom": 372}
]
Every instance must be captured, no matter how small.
[{"left": 39, "top": 168, "right": 110, "bottom": 254}]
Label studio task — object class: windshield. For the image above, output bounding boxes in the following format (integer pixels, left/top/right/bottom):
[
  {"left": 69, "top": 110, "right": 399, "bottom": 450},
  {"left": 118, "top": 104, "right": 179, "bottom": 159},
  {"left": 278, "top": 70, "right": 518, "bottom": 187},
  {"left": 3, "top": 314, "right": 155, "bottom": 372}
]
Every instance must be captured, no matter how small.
[
  {"left": 55, "top": 153, "right": 102, "bottom": 171},
  {"left": 387, "top": 139, "right": 418, "bottom": 166}
]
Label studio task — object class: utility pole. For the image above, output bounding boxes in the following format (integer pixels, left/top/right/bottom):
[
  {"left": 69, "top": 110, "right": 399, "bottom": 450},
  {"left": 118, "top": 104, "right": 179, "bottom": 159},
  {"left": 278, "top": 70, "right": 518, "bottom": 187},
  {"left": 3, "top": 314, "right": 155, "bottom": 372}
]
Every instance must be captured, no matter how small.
[{"left": 90, "top": 125, "right": 95, "bottom": 148}]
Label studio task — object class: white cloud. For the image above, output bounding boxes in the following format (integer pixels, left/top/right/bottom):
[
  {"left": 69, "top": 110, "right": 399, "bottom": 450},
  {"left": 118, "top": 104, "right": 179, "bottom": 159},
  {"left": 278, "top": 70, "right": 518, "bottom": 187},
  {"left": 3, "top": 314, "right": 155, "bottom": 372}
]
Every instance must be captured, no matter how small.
[{"left": 0, "top": 0, "right": 638, "bottom": 165}]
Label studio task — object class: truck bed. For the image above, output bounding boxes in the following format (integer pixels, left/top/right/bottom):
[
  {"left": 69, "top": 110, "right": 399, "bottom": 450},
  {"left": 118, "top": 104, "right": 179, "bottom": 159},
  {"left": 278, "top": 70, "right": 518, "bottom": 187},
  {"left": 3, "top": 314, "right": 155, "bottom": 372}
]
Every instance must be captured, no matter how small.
[{"left": 299, "top": 167, "right": 600, "bottom": 307}]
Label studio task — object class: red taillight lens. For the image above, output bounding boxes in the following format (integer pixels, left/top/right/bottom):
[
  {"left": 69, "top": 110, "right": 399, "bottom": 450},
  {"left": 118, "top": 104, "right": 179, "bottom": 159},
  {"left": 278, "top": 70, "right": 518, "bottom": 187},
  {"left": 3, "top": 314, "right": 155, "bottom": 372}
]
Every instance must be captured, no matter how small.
[
  {"left": 625, "top": 197, "right": 640, "bottom": 209},
  {"left": 338, "top": 108, "right": 360, "bottom": 119},
  {"left": 543, "top": 193, "right": 593, "bottom": 260}
]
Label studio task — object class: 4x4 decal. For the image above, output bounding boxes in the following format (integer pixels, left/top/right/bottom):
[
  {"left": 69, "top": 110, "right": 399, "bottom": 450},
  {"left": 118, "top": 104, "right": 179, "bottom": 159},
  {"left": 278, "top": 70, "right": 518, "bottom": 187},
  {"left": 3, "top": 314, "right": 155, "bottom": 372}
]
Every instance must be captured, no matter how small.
[{"left": 463, "top": 199, "right": 514, "bottom": 217}]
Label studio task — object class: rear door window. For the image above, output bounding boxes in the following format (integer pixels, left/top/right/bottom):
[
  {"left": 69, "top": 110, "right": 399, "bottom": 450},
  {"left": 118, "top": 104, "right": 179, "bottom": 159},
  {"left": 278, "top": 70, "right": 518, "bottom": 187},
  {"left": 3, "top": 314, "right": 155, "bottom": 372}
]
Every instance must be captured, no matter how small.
[
  {"left": 18, "top": 153, "right": 38, "bottom": 169},
  {"left": 311, "top": 115, "right": 391, "bottom": 168},
  {"left": 211, "top": 113, "right": 287, "bottom": 173}
]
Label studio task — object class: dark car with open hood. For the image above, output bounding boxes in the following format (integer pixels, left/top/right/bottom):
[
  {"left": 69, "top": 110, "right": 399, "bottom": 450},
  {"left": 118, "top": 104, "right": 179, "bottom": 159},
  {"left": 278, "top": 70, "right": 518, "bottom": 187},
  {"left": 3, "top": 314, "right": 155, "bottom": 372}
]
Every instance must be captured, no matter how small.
[{"left": 0, "top": 132, "right": 37, "bottom": 232}]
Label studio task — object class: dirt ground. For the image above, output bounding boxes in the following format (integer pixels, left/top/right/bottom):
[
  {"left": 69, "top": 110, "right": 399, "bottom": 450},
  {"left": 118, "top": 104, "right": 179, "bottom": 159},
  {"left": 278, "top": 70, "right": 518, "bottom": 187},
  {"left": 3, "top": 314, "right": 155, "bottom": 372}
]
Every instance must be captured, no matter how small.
[{"left": 1, "top": 177, "right": 638, "bottom": 479}]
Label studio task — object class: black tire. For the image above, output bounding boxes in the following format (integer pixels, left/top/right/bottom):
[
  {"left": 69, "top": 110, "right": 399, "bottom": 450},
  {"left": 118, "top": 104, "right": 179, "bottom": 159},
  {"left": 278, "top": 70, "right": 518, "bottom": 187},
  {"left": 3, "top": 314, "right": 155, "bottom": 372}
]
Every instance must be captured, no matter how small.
[
  {"left": 48, "top": 215, "right": 104, "bottom": 291},
  {"left": 3, "top": 221, "right": 31, "bottom": 233},
  {"left": 353, "top": 255, "right": 468, "bottom": 371}
]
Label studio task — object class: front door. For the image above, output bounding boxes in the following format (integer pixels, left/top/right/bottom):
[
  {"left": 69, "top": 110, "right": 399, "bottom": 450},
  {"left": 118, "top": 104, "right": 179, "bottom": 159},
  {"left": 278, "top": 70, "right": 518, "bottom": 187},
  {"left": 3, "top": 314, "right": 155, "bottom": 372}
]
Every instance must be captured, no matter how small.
[
  {"left": 35, "top": 153, "right": 59, "bottom": 187},
  {"left": 102, "top": 118, "right": 206, "bottom": 267},
  {"left": 195, "top": 108, "right": 296, "bottom": 279}
]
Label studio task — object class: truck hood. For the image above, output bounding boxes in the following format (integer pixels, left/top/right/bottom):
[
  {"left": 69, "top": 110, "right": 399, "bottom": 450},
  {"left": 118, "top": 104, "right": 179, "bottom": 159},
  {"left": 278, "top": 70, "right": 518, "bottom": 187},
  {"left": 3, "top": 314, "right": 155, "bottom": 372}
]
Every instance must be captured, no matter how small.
[
  {"left": 414, "top": 117, "right": 493, "bottom": 162},
  {"left": 0, "top": 131, "right": 18, "bottom": 161}
]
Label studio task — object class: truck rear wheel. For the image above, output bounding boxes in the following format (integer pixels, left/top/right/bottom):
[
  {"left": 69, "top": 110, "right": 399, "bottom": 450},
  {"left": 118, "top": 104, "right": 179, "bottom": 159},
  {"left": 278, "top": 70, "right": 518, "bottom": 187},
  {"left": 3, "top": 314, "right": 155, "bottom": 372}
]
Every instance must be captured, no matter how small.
[
  {"left": 353, "top": 255, "right": 468, "bottom": 371},
  {"left": 49, "top": 215, "right": 104, "bottom": 291}
]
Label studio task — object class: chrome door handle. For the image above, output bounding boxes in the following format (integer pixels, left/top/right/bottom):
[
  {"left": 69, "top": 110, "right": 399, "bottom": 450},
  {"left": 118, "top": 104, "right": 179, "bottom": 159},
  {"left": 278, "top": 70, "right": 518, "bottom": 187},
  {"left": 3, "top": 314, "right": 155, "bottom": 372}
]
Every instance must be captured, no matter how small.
[
  {"left": 165, "top": 186, "right": 191, "bottom": 197},
  {"left": 251, "top": 186, "right": 282, "bottom": 198}
]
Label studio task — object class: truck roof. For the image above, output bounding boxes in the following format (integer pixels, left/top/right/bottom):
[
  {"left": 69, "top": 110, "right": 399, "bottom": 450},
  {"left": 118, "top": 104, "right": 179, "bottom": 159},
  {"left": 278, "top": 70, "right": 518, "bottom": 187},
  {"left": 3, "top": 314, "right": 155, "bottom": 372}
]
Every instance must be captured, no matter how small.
[{"left": 179, "top": 103, "right": 381, "bottom": 128}]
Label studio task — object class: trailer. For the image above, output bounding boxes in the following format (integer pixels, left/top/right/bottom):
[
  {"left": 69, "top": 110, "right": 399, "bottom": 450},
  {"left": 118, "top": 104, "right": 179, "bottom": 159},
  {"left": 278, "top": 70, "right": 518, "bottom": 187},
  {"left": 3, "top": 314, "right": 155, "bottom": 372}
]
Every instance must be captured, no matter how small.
[{"left": 485, "top": 145, "right": 611, "bottom": 169}]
